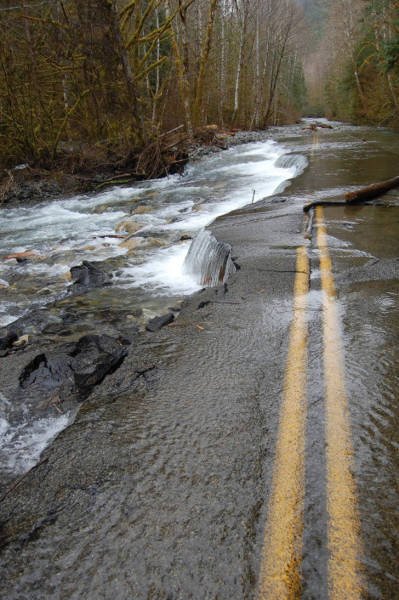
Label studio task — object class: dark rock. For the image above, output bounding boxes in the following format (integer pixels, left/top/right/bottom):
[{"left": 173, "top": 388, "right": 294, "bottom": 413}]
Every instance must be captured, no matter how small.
[
  {"left": 146, "top": 313, "right": 175, "bottom": 333},
  {"left": 70, "top": 335, "right": 128, "bottom": 397},
  {"left": 0, "top": 330, "right": 18, "bottom": 350},
  {"left": 133, "top": 230, "right": 170, "bottom": 240},
  {"left": 19, "top": 353, "right": 75, "bottom": 395},
  {"left": 180, "top": 234, "right": 193, "bottom": 241},
  {"left": 232, "top": 259, "right": 241, "bottom": 271},
  {"left": 18, "top": 334, "right": 128, "bottom": 402},
  {"left": 70, "top": 261, "right": 112, "bottom": 291},
  {"left": 0, "top": 330, "right": 19, "bottom": 355},
  {"left": 197, "top": 301, "right": 211, "bottom": 310}
]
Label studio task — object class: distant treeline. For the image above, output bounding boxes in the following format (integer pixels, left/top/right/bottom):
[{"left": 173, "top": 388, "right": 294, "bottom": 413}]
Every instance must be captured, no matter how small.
[
  {"left": 305, "top": 0, "right": 399, "bottom": 126},
  {"left": 0, "top": 0, "right": 306, "bottom": 170}
]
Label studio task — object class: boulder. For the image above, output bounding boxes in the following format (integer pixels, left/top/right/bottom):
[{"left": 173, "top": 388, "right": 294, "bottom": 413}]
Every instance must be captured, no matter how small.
[
  {"left": 60, "top": 271, "right": 72, "bottom": 282},
  {"left": 70, "top": 261, "right": 112, "bottom": 290},
  {"left": 12, "top": 334, "right": 29, "bottom": 348},
  {"left": 146, "top": 313, "right": 175, "bottom": 333},
  {"left": 134, "top": 205, "right": 153, "bottom": 215},
  {"left": 142, "top": 237, "right": 167, "bottom": 249},
  {"left": 18, "top": 334, "right": 129, "bottom": 401},
  {"left": 115, "top": 220, "right": 142, "bottom": 234},
  {"left": 119, "top": 237, "right": 141, "bottom": 252},
  {"left": 19, "top": 352, "right": 75, "bottom": 396},
  {"left": 0, "top": 330, "right": 19, "bottom": 355},
  {"left": 70, "top": 335, "right": 128, "bottom": 397}
]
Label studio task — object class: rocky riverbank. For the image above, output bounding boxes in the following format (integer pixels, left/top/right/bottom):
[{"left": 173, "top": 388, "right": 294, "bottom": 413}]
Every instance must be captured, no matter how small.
[
  {"left": 1, "top": 125, "right": 306, "bottom": 491},
  {"left": 0, "top": 128, "right": 273, "bottom": 209}
]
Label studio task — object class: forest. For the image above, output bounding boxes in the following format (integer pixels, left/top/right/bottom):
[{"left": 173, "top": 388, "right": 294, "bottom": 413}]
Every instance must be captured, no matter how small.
[
  {"left": 304, "top": 0, "right": 399, "bottom": 125},
  {"left": 0, "top": 0, "right": 398, "bottom": 177}
]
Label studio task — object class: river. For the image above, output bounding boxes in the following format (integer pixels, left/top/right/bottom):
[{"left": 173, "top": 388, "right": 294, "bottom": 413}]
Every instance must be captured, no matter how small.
[{"left": 0, "top": 130, "right": 307, "bottom": 479}]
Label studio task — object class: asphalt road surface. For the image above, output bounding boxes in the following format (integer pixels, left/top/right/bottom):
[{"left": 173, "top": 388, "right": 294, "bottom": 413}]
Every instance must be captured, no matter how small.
[{"left": 0, "top": 125, "right": 398, "bottom": 599}]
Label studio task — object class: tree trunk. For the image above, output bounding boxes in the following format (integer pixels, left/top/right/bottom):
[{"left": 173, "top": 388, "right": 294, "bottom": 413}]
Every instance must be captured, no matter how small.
[
  {"left": 232, "top": 7, "right": 247, "bottom": 124},
  {"left": 167, "top": 2, "right": 194, "bottom": 139},
  {"left": 193, "top": 0, "right": 219, "bottom": 126},
  {"left": 107, "top": 0, "right": 143, "bottom": 143},
  {"left": 218, "top": 0, "right": 226, "bottom": 125},
  {"left": 345, "top": 176, "right": 399, "bottom": 203}
]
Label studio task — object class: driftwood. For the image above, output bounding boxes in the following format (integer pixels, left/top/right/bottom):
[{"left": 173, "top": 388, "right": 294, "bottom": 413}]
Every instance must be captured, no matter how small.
[
  {"left": 94, "top": 173, "right": 145, "bottom": 190},
  {"left": 0, "top": 170, "right": 15, "bottom": 205},
  {"left": 314, "top": 121, "right": 333, "bottom": 129},
  {"left": 303, "top": 121, "right": 333, "bottom": 132},
  {"left": 303, "top": 199, "right": 346, "bottom": 213},
  {"left": 303, "top": 175, "right": 399, "bottom": 213},
  {"left": 345, "top": 175, "right": 399, "bottom": 203},
  {"left": 3, "top": 250, "right": 43, "bottom": 262},
  {"left": 159, "top": 124, "right": 185, "bottom": 139}
]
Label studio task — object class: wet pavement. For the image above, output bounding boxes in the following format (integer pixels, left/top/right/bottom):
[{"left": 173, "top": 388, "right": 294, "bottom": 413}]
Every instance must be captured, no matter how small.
[{"left": 0, "top": 124, "right": 398, "bottom": 599}]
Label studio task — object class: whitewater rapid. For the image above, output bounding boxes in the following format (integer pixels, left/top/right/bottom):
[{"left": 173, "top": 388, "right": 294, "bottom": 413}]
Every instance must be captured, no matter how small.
[
  {"left": 0, "top": 138, "right": 307, "bottom": 329},
  {"left": 0, "top": 137, "right": 308, "bottom": 478}
]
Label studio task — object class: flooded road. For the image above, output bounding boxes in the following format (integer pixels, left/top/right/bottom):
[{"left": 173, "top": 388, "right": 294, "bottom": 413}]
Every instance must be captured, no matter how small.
[
  {"left": 0, "top": 123, "right": 398, "bottom": 599},
  {"left": 308, "top": 204, "right": 399, "bottom": 600}
]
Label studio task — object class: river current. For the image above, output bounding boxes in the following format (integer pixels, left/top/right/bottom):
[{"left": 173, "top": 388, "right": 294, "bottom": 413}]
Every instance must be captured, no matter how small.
[
  {"left": 0, "top": 130, "right": 310, "bottom": 478},
  {"left": 0, "top": 138, "right": 306, "bottom": 327}
]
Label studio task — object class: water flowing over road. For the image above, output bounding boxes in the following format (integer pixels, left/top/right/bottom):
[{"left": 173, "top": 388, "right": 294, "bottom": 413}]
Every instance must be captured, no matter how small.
[
  {"left": 0, "top": 122, "right": 398, "bottom": 599},
  {"left": 0, "top": 136, "right": 305, "bottom": 478}
]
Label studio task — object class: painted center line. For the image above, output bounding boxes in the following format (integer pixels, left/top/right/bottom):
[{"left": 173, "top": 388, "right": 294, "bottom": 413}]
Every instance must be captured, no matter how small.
[
  {"left": 258, "top": 246, "right": 309, "bottom": 599},
  {"left": 316, "top": 206, "right": 362, "bottom": 600},
  {"left": 258, "top": 209, "right": 362, "bottom": 599}
]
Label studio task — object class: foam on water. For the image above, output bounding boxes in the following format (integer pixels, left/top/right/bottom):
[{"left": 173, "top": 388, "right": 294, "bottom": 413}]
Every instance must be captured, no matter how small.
[
  {"left": 0, "top": 413, "right": 71, "bottom": 474},
  {"left": 0, "top": 138, "right": 305, "bottom": 309},
  {"left": 121, "top": 140, "right": 304, "bottom": 293},
  {"left": 0, "top": 300, "right": 25, "bottom": 327},
  {"left": 120, "top": 241, "right": 200, "bottom": 295}
]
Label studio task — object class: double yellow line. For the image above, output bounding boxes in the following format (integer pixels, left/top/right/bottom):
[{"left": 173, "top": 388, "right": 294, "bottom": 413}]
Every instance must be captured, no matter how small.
[{"left": 258, "top": 207, "right": 362, "bottom": 599}]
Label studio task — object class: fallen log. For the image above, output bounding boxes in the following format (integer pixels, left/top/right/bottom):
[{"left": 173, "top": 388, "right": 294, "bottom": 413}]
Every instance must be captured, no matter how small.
[
  {"left": 303, "top": 121, "right": 333, "bottom": 132},
  {"left": 303, "top": 199, "right": 347, "bottom": 213},
  {"left": 314, "top": 121, "right": 333, "bottom": 129},
  {"left": 159, "top": 124, "right": 184, "bottom": 138},
  {"left": 345, "top": 175, "right": 399, "bottom": 203},
  {"left": 3, "top": 250, "right": 43, "bottom": 262},
  {"left": 303, "top": 175, "right": 399, "bottom": 213},
  {"left": 95, "top": 173, "right": 145, "bottom": 190}
]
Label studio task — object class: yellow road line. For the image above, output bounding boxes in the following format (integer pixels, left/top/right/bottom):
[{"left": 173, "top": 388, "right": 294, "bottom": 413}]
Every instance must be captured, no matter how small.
[
  {"left": 258, "top": 246, "right": 309, "bottom": 599},
  {"left": 316, "top": 206, "right": 362, "bottom": 599}
]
